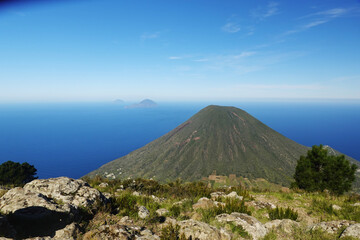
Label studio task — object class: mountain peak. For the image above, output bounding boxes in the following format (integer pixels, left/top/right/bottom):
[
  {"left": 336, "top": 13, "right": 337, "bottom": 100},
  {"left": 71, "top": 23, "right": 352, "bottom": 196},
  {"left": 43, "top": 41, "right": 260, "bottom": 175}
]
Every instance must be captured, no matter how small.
[{"left": 87, "top": 105, "right": 311, "bottom": 186}]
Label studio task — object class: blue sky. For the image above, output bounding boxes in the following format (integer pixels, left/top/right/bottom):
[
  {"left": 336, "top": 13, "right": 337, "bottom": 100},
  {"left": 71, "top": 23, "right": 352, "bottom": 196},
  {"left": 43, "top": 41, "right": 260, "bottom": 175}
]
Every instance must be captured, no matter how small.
[{"left": 0, "top": 0, "right": 360, "bottom": 102}]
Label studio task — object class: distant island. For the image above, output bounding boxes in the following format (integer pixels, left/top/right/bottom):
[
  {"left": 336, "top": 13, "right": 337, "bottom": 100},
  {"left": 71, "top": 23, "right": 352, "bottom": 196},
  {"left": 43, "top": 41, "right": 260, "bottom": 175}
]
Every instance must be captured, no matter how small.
[{"left": 125, "top": 99, "right": 158, "bottom": 109}]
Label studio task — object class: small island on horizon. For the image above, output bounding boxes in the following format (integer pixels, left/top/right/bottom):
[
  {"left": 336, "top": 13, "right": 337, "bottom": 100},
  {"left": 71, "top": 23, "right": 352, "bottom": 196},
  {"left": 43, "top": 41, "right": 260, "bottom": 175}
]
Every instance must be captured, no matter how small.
[{"left": 125, "top": 99, "right": 158, "bottom": 109}]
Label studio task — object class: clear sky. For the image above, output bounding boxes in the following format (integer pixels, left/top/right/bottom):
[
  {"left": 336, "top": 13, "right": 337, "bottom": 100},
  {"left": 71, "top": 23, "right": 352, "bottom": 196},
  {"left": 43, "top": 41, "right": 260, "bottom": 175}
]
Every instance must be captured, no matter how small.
[{"left": 0, "top": 0, "right": 360, "bottom": 102}]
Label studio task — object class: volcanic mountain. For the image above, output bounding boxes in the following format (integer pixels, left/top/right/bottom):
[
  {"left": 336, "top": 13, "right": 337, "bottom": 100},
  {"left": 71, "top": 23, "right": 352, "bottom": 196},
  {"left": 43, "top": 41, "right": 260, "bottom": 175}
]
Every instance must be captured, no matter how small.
[{"left": 87, "top": 105, "right": 359, "bottom": 186}]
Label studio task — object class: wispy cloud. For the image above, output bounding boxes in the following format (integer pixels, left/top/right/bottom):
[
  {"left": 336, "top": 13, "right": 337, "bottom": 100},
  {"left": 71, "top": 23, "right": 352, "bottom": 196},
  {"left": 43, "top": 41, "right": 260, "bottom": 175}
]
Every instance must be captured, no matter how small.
[
  {"left": 193, "top": 59, "right": 209, "bottom": 62},
  {"left": 222, "top": 22, "right": 241, "bottom": 33},
  {"left": 301, "top": 8, "right": 350, "bottom": 19},
  {"left": 141, "top": 32, "right": 160, "bottom": 40},
  {"left": 233, "top": 51, "right": 257, "bottom": 58},
  {"left": 252, "top": 2, "right": 280, "bottom": 20},
  {"left": 168, "top": 56, "right": 183, "bottom": 60},
  {"left": 283, "top": 7, "right": 353, "bottom": 36}
]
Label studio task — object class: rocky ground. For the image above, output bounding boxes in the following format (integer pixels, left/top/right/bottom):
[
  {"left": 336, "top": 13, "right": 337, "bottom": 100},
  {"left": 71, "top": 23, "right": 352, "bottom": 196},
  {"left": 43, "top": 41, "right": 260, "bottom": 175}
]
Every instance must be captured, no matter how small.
[{"left": 0, "top": 177, "right": 359, "bottom": 240}]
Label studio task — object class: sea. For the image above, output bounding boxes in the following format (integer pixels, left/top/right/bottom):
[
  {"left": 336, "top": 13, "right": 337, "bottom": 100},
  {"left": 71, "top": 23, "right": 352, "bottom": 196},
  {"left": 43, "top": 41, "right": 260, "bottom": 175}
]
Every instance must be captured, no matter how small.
[{"left": 1, "top": 101, "right": 359, "bottom": 179}]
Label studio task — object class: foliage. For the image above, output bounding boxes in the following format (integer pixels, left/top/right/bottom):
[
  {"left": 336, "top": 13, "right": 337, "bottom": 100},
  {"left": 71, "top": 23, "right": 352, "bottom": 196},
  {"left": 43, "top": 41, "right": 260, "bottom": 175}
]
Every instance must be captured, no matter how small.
[
  {"left": 268, "top": 206, "right": 298, "bottom": 221},
  {"left": 311, "top": 198, "right": 360, "bottom": 222},
  {"left": 160, "top": 224, "right": 187, "bottom": 240},
  {"left": 293, "top": 145, "right": 357, "bottom": 195},
  {"left": 199, "top": 198, "right": 251, "bottom": 223},
  {"left": 0, "top": 161, "right": 37, "bottom": 186},
  {"left": 228, "top": 222, "right": 250, "bottom": 239}
]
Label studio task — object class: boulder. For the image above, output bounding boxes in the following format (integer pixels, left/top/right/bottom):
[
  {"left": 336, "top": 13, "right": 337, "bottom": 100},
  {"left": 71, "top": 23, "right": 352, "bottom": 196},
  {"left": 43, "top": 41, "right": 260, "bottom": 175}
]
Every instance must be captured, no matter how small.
[
  {"left": 226, "top": 191, "right": 243, "bottom": 201},
  {"left": 192, "top": 197, "right": 216, "bottom": 210},
  {"left": 264, "top": 219, "right": 300, "bottom": 234},
  {"left": 24, "top": 177, "right": 107, "bottom": 208},
  {"left": 83, "top": 224, "right": 159, "bottom": 240},
  {"left": 216, "top": 212, "right": 267, "bottom": 240},
  {"left": 156, "top": 208, "right": 169, "bottom": 216},
  {"left": 332, "top": 204, "right": 342, "bottom": 211},
  {"left": 251, "top": 201, "right": 276, "bottom": 210},
  {"left": 210, "top": 192, "right": 226, "bottom": 200},
  {"left": 309, "top": 220, "right": 355, "bottom": 235},
  {"left": 340, "top": 223, "right": 360, "bottom": 238},
  {"left": 98, "top": 182, "right": 109, "bottom": 188},
  {"left": 177, "top": 219, "right": 231, "bottom": 240},
  {"left": 0, "top": 177, "right": 106, "bottom": 239},
  {"left": 138, "top": 206, "right": 150, "bottom": 219}
]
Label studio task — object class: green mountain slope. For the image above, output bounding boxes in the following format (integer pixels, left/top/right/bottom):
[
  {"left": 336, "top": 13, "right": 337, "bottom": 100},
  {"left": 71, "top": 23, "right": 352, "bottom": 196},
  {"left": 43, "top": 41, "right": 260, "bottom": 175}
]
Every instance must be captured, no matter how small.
[{"left": 87, "top": 105, "right": 308, "bottom": 185}]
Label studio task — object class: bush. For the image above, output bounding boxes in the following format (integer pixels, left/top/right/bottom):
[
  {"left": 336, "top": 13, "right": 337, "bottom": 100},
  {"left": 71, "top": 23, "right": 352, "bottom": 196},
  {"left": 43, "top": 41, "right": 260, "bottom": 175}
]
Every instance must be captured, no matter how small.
[
  {"left": 293, "top": 145, "right": 357, "bottom": 195},
  {"left": 0, "top": 161, "right": 37, "bottom": 186},
  {"left": 268, "top": 206, "right": 298, "bottom": 221},
  {"left": 160, "top": 224, "right": 187, "bottom": 240},
  {"left": 199, "top": 198, "right": 251, "bottom": 223}
]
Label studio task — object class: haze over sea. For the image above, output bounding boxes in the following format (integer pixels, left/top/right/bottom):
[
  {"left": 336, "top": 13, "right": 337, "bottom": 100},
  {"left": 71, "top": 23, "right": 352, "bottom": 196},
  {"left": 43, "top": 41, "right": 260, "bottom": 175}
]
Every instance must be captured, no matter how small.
[{"left": 1, "top": 101, "right": 359, "bottom": 179}]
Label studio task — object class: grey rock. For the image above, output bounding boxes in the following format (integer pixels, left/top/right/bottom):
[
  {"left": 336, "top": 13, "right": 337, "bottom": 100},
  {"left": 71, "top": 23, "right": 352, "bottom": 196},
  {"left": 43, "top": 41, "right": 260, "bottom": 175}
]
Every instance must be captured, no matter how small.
[
  {"left": 192, "top": 197, "right": 216, "bottom": 210},
  {"left": 216, "top": 212, "right": 267, "bottom": 240},
  {"left": 264, "top": 219, "right": 300, "bottom": 234},
  {"left": 99, "top": 182, "right": 109, "bottom": 188},
  {"left": 156, "top": 208, "right": 169, "bottom": 216},
  {"left": 138, "top": 206, "right": 150, "bottom": 219},
  {"left": 340, "top": 223, "right": 360, "bottom": 238},
  {"left": 177, "top": 219, "right": 231, "bottom": 240},
  {"left": 309, "top": 220, "right": 355, "bottom": 235},
  {"left": 24, "top": 177, "right": 107, "bottom": 208}
]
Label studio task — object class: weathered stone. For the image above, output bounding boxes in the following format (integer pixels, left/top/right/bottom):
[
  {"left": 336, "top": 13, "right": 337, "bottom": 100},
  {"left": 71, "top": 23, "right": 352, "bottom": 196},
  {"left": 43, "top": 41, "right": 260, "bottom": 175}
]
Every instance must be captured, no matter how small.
[
  {"left": 351, "top": 202, "right": 360, "bottom": 207},
  {"left": 226, "top": 191, "right": 243, "bottom": 201},
  {"left": 216, "top": 212, "right": 267, "bottom": 240},
  {"left": 138, "top": 206, "right": 150, "bottom": 219},
  {"left": 98, "top": 182, "right": 108, "bottom": 188},
  {"left": 53, "top": 223, "right": 78, "bottom": 240},
  {"left": 156, "top": 208, "right": 169, "bottom": 216},
  {"left": 210, "top": 192, "right": 226, "bottom": 200},
  {"left": 340, "top": 223, "right": 360, "bottom": 238},
  {"left": 132, "top": 191, "right": 141, "bottom": 196},
  {"left": 177, "top": 219, "right": 232, "bottom": 240},
  {"left": 264, "top": 219, "right": 300, "bottom": 234},
  {"left": 0, "top": 177, "right": 106, "bottom": 239},
  {"left": 192, "top": 197, "right": 216, "bottom": 210},
  {"left": 332, "top": 204, "right": 342, "bottom": 211},
  {"left": 251, "top": 201, "right": 276, "bottom": 210},
  {"left": 24, "top": 177, "right": 107, "bottom": 208},
  {"left": 309, "top": 220, "right": 355, "bottom": 235}
]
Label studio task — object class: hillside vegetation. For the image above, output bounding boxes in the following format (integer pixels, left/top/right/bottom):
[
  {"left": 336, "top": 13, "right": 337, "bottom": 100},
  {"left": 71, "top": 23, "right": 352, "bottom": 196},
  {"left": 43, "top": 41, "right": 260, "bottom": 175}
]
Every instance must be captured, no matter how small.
[{"left": 87, "top": 105, "right": 359, "bottom": 189}]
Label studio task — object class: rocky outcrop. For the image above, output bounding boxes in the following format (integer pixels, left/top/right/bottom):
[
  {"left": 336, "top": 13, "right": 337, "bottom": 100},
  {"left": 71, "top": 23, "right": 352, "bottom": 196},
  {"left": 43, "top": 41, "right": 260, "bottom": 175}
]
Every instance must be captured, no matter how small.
[
  {"left": 216, "top": 212, "right": 267, "bottom": 240},
  {"left": 0, "top": 177, "right": 106, "bottom": 239},
  {"left": 340, "top": 223, "right": 360, "bottom": 238},
  {"left": 83, "top": 224, "right": 160, "bottom": 240},
  {"left": 192, "top": 197, "right": 217, "bottom": 210},
  {"left": 138, "top": 206, "right": 150, "bottom": 219},
  {"left": 210, "top": 191, "right": 243, "bottom": 201},
  {"left": 155, "top": 208, "right": 169, "bottom": 216},
  {"left": 264, "top": 219, "right": 300, "bottom": 234},
  {"left": 24, "top": 177, "right": 107, "bottom": 208},
  {"left": 309, "top": 220, "right": 355, "bottom": 235},
  {"left": 177, "top": 219, "right": 231, "bottom": 240}
]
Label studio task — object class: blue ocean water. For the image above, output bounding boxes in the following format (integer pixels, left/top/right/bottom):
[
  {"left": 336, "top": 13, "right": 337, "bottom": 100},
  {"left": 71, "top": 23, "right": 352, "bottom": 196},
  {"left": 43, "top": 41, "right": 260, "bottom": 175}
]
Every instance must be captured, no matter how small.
[{"left": 0, "top": 101, "right": 359, "bottom": 179}]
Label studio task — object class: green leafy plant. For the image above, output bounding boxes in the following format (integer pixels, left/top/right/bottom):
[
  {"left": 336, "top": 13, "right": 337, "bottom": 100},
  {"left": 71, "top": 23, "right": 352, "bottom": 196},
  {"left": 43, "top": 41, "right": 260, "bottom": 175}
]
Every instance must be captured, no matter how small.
[
  {"left": 293, "top": 145, "right": 357, "bottom": 195},
  {"left": 268, "top": 206, "right": 298, "bottom": 221}
]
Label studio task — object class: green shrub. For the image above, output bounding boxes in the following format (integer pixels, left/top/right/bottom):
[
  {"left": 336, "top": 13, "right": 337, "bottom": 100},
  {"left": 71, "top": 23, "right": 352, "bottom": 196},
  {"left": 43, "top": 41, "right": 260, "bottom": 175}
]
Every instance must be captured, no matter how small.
[
  {"left": 293, "top": 145, "right": 357, "bottom": 195},
  {"left": 160, "top": 224, "right": 188, "bottom": 240},
  {"left": 268, "top": 206, "right": 298, "bottom": 221},
  {"left": 169, "top": 205, "right": 181, "bottom": 218},
  {"left": 199, "top": 198, "right": 251, "bottom": 223},
  {"left": 228, "top": 222, "right": 250, "bottom": 239}
]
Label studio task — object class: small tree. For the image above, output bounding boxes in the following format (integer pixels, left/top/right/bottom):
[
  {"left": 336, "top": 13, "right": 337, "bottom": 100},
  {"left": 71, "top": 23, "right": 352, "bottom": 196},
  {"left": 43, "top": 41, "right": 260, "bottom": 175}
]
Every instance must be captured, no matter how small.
[
  {"left": 0, "top": 161, "right": 37, "bottom": 186},
  {"left": 293, "top": 145, "right": 357, "bottom": 195}
]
